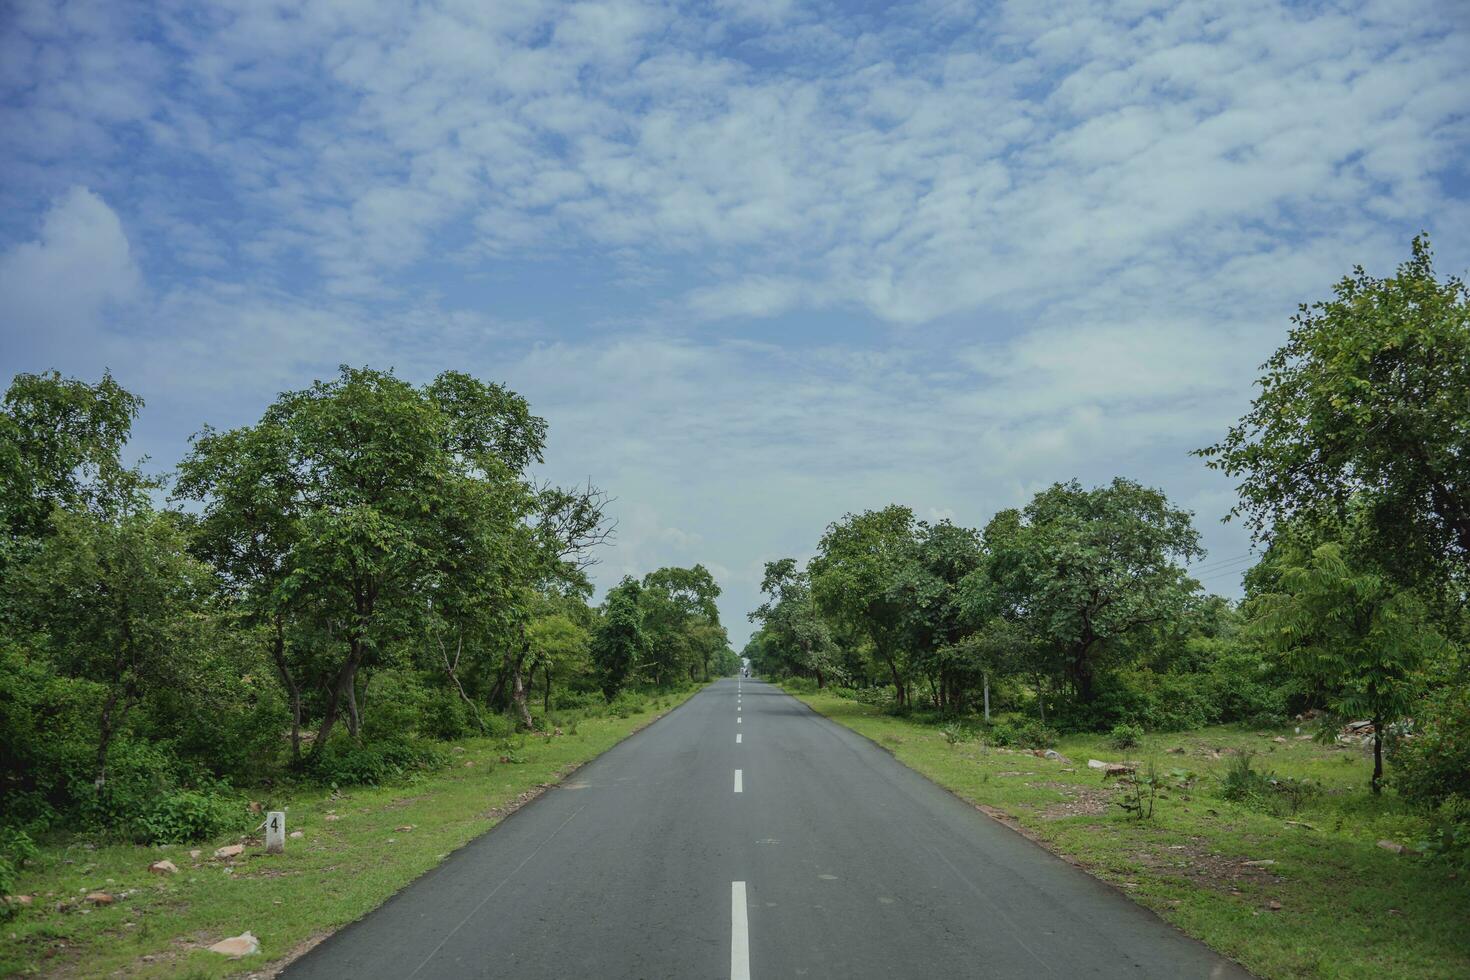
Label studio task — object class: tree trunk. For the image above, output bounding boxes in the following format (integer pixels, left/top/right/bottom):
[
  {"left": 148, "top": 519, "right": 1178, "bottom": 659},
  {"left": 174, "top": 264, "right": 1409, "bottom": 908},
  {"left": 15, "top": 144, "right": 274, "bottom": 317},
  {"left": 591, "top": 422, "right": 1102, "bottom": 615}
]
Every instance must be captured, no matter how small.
[
  {"left": 887, "top": 658, "right": 906, "bottom": 707},
  {"left": 96, "top": 687, "right": 121, "bottom": 795},
  {"left": 544, "top": 663, "right": 553, "bottom": 713},
  {"left": 345, "top": 677, "right": 362, "bottom": 738},
  {"left": 271, "top": 617, "right": 303, "bottom": 763},
  {"left": 510, "top": 626, "right": 535, "bottom": 730},
  {"left": 439, "top": 635, "right": 485, "bottom": 734},
  {"left": 815, "top": 668, "right": 825, "bottom": 689},
  {"left": 310, "top": 640, "right": 365, "bottom": 760}
]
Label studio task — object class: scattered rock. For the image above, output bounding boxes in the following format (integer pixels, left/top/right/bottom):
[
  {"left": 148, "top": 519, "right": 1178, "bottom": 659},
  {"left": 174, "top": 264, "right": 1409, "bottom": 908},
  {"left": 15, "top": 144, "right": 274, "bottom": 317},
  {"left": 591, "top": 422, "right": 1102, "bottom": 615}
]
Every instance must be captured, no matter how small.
[
  {"left": 1087, "top": 759, "right": 1136, "bottom": 777},
  {"left": 85, "top": 892, "right": 114, "bottom": 905},
  {"left": 248, "top": 801, "right": 263, "bottom": 814},
  {"left": 324, "top": 814, "right": 342, "bottom": 822},
  {"left": 1242, "top": 859, "right": 1276, "bottom": 867},
  {"left": 1042, "top": 749, "right": 1070, "bottom": 763},
  {"left": 148, "top": 860, "right": 178, "bottom": 875},
  {"left": 207, "top": 931, "right": 260, "bottom": 958},
  {"left": 213, "top": 844, "right": 245, "bottom": 860},
  {"left": 463, "top": 761, "right": 475, "bottom": 768},
  {"left": 395, "top": 825, "right": 416, "bottom": 832},
  {"left": 289, "top": 830, "right": 304, "bottom": 839},
  {"left": 6, "top": 895, "right": 33, "bottom": 907},
  {"left": 1271, "top": 737, "right": 1288, "bottom": 744},
  {"left": 1377, "top": 840, "right": 1416, "bottom": 855},
  {"left": 1295, "top": 734, "right": 1314, "bottom": 741},
  {"left": 1166, "top": 747, "right": 1186, "bottom": 755},
  {"left": 1267, "top": 900, "right": 1282, "bottom": 911},
  {"left": 189, "top": 849, "right": 202, "bottom": 859}
]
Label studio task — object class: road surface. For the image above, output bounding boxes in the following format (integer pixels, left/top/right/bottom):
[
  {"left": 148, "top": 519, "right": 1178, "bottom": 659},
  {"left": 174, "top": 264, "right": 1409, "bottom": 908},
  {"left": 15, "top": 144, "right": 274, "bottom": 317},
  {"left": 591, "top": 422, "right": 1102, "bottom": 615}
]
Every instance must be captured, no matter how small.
[{"left": 285, "top": 678, "right": 1250, "bottom": 979}]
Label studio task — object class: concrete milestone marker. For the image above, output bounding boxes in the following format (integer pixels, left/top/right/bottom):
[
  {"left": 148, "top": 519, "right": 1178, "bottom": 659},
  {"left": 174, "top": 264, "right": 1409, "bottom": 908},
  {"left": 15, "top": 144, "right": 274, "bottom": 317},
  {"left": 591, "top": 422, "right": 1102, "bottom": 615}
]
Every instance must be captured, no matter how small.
[{"left": 266, "top": 811, "right": 286, "bottom": 854}]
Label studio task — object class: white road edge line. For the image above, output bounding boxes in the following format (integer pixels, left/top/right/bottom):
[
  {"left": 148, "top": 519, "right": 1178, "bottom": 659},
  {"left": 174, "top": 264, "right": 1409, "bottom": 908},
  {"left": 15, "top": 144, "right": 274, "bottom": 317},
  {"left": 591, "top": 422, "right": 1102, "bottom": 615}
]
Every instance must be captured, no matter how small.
[
  {"left": 736, "top": 733, "right": 742, "bottom": 744},
  {"left": 731, "top": 881, "right": 750, "bottom": 980},
  {"left": 734, "top": 769, "right": 743, "bottom": 793}
]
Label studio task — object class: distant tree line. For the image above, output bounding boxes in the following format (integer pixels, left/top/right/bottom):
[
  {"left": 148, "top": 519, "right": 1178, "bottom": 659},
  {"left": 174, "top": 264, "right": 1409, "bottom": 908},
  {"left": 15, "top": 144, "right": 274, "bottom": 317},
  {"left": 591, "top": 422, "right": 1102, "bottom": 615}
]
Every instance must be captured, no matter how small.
[
  {"left": 0, "top": 366, "right": 736, "bottom": 863},
  {"left": 748, "top": 238, "right": 1470, "bottom": 824}
]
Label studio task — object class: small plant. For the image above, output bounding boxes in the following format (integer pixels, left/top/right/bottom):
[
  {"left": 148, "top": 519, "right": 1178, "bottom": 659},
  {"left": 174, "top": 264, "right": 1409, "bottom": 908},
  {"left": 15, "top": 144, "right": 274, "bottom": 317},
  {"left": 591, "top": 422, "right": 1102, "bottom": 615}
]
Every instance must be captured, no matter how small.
[
  {"left": 1115, "top": 761, "right": 1160, "bottom": 820},
  {"left": 0, "top": 829, "right": 38, "bottom": 920},
  {"left": 1108, "top": 723, "right": 1144, "bottom": 750},
  {"left": 1220, "top": 751, "right": 1273, "bottom": 805},
  {"left": 942, "top": 721, "right": 973, "bottom": 746},
  {"left": 1269, "top": 775, "right": 1320, "bottom": 816}
]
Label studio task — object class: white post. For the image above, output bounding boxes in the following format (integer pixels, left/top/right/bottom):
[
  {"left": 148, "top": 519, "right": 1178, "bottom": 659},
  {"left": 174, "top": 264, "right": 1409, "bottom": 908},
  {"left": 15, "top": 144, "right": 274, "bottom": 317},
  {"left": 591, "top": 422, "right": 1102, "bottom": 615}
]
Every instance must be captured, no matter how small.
[
  {"left": 265, "top": 811, "right": 286, "bottom": 854},
  {"left": 983, "top": 672, "right": 991, "bottom": 722}
]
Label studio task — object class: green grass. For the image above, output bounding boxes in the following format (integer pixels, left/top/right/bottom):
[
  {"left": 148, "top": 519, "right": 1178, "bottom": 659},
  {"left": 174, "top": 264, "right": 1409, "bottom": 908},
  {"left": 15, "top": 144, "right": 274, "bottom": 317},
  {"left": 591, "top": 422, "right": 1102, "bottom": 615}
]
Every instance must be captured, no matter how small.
[
  {"left": 0, "top": 688, "right": 703, "bottom": 978},
  {"left": 785, "top": 686, "right": 1470, "bottom": 980}
]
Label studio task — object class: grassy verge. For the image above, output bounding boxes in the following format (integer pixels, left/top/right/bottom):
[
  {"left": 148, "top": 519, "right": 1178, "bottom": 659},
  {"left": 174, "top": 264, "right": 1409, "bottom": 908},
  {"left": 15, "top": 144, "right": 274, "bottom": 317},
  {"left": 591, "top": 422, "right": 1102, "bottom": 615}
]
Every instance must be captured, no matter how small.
[
  {"left": 0, "top": 687, "right": 705, "bottom": 978},
  {"left": 783, "top": 686, "right": 1469, "bottom": 980}
]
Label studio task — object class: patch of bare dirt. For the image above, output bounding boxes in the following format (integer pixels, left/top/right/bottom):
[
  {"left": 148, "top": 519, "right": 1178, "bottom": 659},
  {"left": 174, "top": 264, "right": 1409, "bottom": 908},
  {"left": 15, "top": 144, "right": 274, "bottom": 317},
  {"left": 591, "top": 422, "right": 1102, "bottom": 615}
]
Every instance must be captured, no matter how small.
[
  {"left": 1136, "top": 838, "right": 1287, "bottom": 893},
  {"left": 1032, "top": 781, "right": 1117, "bottom": 820}
]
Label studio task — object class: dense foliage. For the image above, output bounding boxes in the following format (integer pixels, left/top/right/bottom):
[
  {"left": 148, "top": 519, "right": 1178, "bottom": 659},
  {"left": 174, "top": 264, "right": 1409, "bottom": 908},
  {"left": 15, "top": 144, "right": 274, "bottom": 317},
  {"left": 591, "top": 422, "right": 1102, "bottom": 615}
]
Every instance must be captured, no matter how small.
[
  {"left": 0, "top": 367, "right": 736, "bottom": 850},
  {"left": 748, "top": 238, "right": 1469, "bottom": 842}
]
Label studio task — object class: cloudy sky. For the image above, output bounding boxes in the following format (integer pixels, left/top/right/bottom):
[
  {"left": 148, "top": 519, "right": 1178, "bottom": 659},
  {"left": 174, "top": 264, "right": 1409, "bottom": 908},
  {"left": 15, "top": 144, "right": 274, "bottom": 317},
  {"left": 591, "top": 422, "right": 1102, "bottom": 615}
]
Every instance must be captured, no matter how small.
[{"left": 2, "top": 0, "right": 1467, "bottom": 643}]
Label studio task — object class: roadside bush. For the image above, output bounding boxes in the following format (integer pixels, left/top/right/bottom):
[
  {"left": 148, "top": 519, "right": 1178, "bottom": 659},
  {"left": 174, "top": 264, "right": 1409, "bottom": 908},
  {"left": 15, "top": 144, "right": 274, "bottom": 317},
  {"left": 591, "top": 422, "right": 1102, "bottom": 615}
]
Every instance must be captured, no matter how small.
[
  {"left": 0, "top": 829, "right": 38, "bottom": 919},
  {"left": 551, "top": 690, "right": 602, "bottom": 711},
  {"left": 360, "top": 669, "right": 430, "bottom": 742},
  {"left": 132, "top": 790, "right": 242, "bottom": 845},
  {"left": 1220, "top": 751, "right": 1273, "bottom": 806},
  {"left": 308, "top": 738, "right": 446, "bottom": 786},
  {"left": 1108, "top": 723, "right": 1144, "bottom": 750},
  {"left": 420, "top": 688, "right": 479, "bottom": 741},
  {"left": 1219, "top": 752, "right": 1318, "bottom": 816},
  {"left": 985, "top": 718, "right": 1057, "bottom": 750},
  {"left": 1391, "top": 685, "right": 1470, "bottom": 810},
  {"left": 607, "top": 690, "right": 646, "bottom": 719}
]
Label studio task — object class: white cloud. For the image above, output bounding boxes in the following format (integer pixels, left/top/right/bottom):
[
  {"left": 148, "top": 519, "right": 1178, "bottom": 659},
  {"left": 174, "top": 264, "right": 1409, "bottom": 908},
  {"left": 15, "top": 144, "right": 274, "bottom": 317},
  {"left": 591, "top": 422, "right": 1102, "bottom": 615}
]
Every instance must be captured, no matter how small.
[{"left": 0, "top": 186, "right": 141, "bottom": 342}]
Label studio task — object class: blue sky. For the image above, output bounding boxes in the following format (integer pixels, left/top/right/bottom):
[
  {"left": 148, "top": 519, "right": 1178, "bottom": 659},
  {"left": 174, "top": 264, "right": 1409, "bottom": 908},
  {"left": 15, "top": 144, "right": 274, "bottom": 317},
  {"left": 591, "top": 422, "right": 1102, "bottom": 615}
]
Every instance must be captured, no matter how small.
[{"left": 2, "top": 0, "right": 1468, "bottom": 643}]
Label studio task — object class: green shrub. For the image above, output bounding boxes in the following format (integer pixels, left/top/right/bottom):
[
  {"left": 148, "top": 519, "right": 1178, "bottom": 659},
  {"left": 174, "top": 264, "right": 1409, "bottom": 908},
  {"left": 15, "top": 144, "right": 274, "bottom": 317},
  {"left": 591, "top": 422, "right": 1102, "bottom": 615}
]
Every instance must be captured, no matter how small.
[
  {"left": 984, "top": 718, "right": 1057, "bottom": 750},
  {"left": 1220, "top": 751, "right": 1273, "bottom": 806},
  {"left": 607, "top": 690, "right": 646, "bottom": 719},
  {"left": 420, "top": 688, "right": 478, "bottom": 740},
  {"left": 308, "top": 738, "right": 446, "bottom": 786},
  {"left": 360, "top": 670, "right": 430, "bottom": 742},
  {"left": 1391, "top": 685, "right": 1470, "bottom": 810},
  {"left": 133, "top": 790, "right": 241, "bottom": 845},
  {"left": 1108, "top": 723, "right": 1144, "bottom": 749},
  {"left": 1218, "top": 751, "right": 1318, "bottom": 815},
  {"left": 0, "top": 829, "right": 38, "bottom": 920}
]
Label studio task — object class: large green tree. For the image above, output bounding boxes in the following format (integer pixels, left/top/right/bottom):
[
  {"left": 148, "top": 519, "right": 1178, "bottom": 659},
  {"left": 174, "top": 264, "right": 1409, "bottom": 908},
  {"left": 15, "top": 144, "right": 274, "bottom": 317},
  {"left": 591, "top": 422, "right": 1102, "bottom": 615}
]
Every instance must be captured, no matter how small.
[
  {"left": 1253, "top": 540, "right": 1441, "bottom": 793},
  {"left": 749, "top": 558, "right": 836, "bottom": 687},
  {"left": 809, "top": 506, "right": 919, "bottom": 705},
  {"left": 0, "top": 370, "right": 143, "bottom": 540},
  {"left": 592, "top": 577, "right": 645, "bottom": 699},
  {"left": 986, "top": 479, "right": 1203, "bottom": 705},
  {"left": 11, "top": 505, "right": 215, "bottom": 795},
  {"left": 1200, "top": 235, "right": 1470, "bottom": 594}
]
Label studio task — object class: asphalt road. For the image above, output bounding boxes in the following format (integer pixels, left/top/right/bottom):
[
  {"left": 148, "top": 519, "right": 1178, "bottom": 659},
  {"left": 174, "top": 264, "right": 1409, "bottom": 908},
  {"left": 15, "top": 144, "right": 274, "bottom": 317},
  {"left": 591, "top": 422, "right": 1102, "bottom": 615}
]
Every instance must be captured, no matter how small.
[{"left": 284, "top": 678, "right": 1250, "bottom": 979}]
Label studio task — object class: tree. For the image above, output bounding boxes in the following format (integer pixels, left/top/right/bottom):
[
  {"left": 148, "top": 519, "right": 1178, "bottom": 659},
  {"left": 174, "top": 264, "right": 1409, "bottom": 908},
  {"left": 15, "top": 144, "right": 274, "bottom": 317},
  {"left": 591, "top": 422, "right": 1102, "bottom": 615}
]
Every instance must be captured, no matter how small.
[
  {"left": 986, "top": 479, "right": 1203, "bottom": 705},
  {"left": 11, "top": 505, "right": 214, "bottom": 795},
  {"left": 749, "top": 558, "right": 836, "bottom": 686},
  {"left": 1200, "top": 235, "right": 1470, "bottom": 593},
  {"left": 1252, "top": 540, "right": 1441, "bottom": 793},
  {"left": 893, "top": 521, "right": 983, "bottom": 709},
  {"left": 592, "top": 578, "right": 645, "bottom": 699},
  {"left": 641, "top": 564, "right": 724, "bottom": 682},
  {"left": 0, "top": 370, "right": 144, "bottom": 540},
  {"left": 527, "top": 608, "right": 593, "bottom": 712},
  {"left": 809, "top": 506, "right": 919, "bottom": 705}
]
